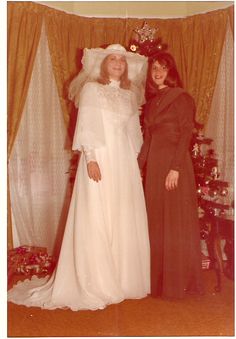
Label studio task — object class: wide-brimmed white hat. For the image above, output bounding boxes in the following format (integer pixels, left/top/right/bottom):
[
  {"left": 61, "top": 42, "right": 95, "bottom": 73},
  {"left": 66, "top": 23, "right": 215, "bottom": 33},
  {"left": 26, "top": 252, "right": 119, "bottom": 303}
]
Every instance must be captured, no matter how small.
[
  {"left": 69, "top": 44, "right": 148, "bottom": 107},
  {"left": 82, "top": 44, "right": 147, "bottom": 81}
]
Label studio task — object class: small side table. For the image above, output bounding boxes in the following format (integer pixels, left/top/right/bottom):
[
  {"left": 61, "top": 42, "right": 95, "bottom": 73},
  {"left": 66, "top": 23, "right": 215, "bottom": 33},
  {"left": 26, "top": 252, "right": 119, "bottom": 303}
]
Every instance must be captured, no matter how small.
[{"left": 206, "top": 215, "right": 234, "bottom": 292}]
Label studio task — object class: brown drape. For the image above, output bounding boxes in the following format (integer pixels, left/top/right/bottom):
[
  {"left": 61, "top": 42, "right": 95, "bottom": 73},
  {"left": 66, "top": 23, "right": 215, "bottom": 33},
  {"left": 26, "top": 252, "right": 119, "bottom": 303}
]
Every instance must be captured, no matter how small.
[
  {"left": 7, "top": 2, "right": 43, "bottom": 156},
  {"left": 42, "top": 5, "right": 233, "bottom": 126},
  {"left": 7, "top": 2, "right": 43, "bottom": 248},
  {"left": 7, "top": 1, "right": 234, "bottom": 248},
  {"left": 179, "top": 10, "right": 229, "bottom": 125}
]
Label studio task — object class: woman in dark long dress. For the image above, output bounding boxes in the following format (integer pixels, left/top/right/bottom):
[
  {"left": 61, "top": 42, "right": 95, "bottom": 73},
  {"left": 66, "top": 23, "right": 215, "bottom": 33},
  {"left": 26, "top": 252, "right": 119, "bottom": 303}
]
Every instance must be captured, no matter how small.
[{"left": 138, "top": 51, "right": 204, "bottom": 299}]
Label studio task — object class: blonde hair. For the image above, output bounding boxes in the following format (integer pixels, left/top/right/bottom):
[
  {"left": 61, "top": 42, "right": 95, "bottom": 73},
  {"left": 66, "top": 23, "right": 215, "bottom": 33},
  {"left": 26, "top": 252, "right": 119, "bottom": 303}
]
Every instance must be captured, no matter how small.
[{"left": 97, "top": 55, "right": 131, "bottom": 90}]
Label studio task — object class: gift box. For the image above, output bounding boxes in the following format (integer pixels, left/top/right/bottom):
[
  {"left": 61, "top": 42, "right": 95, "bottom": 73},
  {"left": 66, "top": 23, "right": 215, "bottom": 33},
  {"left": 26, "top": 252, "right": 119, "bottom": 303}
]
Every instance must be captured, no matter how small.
[{"left": 8, "top": 245, "right": 56, "bottom": 277}]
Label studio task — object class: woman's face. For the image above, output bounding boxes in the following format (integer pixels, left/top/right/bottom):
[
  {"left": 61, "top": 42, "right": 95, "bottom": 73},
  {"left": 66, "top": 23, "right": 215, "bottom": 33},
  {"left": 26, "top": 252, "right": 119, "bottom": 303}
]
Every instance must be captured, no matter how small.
[
  {"left": 106, "top": 54, "right": 126, "bottom": 81},
  {"left": 151, "top": 60, "right": 168, "bottom": 89}
]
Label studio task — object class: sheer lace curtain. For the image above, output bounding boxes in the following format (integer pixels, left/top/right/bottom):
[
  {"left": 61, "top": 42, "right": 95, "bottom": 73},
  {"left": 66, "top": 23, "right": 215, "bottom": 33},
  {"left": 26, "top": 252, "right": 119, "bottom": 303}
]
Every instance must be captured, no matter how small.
[
  {"left": 9, "top": 23, "right": 72, "bottom": 256},
  {"left": 205, "top": 23, "right": 234, "bottom": 205}
]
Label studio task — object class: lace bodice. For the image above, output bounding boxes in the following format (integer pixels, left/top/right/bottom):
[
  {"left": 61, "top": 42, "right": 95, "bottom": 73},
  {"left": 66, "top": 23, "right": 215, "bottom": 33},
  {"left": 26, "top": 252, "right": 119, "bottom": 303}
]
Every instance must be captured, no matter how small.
[
  {"left": 72, "top": 81, "right": 142, "bottom": 162},
  {"left": 98, "top": 80, "right": 136, "bottom": 129}
]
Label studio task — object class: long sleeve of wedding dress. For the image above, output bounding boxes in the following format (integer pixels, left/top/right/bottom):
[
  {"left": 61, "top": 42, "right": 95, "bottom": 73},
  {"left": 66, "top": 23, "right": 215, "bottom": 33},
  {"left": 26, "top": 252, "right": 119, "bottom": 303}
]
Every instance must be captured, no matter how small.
[
  {"left": 82, "top": 146, "right": 96, "bottom": 163},
  {"left": 72, "top": 82, "right": 106, "bottom": 152}
]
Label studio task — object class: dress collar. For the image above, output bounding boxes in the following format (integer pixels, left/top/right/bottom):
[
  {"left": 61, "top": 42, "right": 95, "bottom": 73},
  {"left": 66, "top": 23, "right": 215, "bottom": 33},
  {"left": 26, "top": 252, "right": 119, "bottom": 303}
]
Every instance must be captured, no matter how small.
[{"left": 109, "top": 79, "right": 121, "bottom": 88}]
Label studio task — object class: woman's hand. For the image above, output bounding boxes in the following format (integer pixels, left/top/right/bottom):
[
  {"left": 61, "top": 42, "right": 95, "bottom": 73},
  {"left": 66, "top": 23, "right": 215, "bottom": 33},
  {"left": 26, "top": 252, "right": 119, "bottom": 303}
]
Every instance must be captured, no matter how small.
[
  {"left": 165, "top": 170, "right": 179, "bottom": 191},
  {"left": 87, "top": 161, "right": 101, "bottom": 182}
]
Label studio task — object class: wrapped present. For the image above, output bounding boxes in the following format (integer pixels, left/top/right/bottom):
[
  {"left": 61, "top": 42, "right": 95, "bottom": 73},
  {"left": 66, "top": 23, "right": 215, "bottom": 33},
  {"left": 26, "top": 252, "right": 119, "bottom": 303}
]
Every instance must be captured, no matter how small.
[
  {"left": 8, "top": 245, "right": 47, "bottom": 255},
  {"left": 8, "top": 245, "right": 56, "bottom": 277}
]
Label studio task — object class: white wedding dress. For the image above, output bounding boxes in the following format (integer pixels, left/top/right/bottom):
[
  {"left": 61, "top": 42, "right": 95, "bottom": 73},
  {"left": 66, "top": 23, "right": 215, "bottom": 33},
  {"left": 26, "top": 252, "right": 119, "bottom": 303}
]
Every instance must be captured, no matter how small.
[{"left": 8, "top": 80, "right": 150, "bottom": 311}]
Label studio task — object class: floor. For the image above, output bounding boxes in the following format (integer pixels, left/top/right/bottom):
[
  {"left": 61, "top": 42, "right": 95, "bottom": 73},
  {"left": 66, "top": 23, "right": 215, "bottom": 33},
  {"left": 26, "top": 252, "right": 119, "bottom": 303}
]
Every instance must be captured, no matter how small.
[{"left": 7, "top": 269, "right": 234, "bottom": 337}]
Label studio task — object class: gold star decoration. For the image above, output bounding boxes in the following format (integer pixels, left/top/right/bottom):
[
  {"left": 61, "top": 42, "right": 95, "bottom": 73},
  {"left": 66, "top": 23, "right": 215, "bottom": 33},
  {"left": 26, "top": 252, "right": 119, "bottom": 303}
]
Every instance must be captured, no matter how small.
[{"left": 134, "top": 22, "right": 158, "bottom": 43}]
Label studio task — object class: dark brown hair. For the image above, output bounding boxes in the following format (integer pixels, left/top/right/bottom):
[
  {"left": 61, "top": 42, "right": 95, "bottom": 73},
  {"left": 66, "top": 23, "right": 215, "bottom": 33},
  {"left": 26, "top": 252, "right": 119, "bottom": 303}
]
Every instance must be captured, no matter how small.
[
  {"left": 146, "top": 51, "right": 183, "bottom": 100},
  {"left": 97, "top": 55, "right": 131, "bottom": 90}
]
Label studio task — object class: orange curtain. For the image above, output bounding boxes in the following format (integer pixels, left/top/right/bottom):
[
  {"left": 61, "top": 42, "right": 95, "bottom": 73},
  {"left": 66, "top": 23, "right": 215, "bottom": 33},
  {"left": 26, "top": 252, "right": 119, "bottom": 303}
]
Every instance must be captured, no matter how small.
[
  {"left": 7, "top": 2, "right": 43, "bottom": 248},
  {"left": 42, "top": 5, "right": 233, "bottom": 127},
  {"left": 179, "top": 9, "right": 229, "bottom": 125}
]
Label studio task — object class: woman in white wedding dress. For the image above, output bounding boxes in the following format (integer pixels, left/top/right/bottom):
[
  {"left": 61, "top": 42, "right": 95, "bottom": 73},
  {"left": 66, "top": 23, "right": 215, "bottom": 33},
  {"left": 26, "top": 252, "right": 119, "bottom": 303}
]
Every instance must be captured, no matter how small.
[{"left": 8, "top": 44, "right": 150, "bottom": 311}]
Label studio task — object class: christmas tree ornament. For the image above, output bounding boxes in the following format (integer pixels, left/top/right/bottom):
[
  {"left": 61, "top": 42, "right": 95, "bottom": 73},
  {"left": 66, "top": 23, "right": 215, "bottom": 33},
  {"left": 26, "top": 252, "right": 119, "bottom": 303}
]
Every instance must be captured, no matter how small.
[
  {"left": 130, "top": 44, "right": 138, "bottom": 52},
  {"left": 209, "top": 189, "right": 218, "bottom": 198},
  {"left": 197, "top": 187, "right": 202, "bottom": 196},
  {"left": 134, "top": 21, "right": 158, "bottom": 43},
  {"left": 220, "top": 188, "right": 228, "bottom": 197},
  {"left": 200, "top": 225, "right": 209, "bottom": 240},
  {"left": 207, "top": 207, "right": 218, "bottom": 216},
  {"left": 192, "top": 143, "right": 200, "bottom": 157},
  {"left": 219, "top": 209, "right": 226, "bottom": 217},
  {"left": 213, "top": 208, "right": 220, "bottom": 216},
  {"left": 198, "top": 206, "right": 205, "bottom": 218},
  {"left": 211, "top": 166, "right": 219, "bottom": 179}
]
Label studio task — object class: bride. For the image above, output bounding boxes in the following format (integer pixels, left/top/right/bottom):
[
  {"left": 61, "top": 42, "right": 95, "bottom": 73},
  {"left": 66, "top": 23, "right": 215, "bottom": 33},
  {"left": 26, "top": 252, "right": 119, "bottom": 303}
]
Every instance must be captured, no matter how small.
[{"left": 8, "top": 44, "right": 150, "bottom": 311}]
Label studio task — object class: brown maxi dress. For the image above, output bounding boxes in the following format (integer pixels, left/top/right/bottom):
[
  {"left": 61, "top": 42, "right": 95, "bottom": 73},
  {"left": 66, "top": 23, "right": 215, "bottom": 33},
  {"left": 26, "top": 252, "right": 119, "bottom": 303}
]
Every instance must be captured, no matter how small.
[{"left": 138, "top": 86, "right": 203, "bottom": 299}]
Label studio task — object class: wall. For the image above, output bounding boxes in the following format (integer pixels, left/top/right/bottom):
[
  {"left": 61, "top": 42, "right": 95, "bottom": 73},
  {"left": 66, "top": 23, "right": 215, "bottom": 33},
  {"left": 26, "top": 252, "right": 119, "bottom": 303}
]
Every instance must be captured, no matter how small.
[{"left": 39, "top": 1, "right": 233, "bottom": 18}]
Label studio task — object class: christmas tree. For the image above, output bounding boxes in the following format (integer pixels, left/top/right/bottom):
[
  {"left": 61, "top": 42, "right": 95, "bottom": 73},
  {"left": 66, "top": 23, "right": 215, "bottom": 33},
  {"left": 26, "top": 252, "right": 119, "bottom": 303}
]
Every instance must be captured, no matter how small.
[
  {"left": 190, "top": 124, "right": 234, "bottom": 283},
  {"left": 190, "top": 123, "right": 233, "bottom": 235}
]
